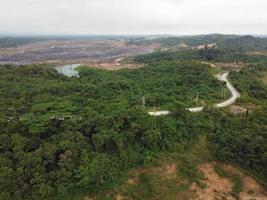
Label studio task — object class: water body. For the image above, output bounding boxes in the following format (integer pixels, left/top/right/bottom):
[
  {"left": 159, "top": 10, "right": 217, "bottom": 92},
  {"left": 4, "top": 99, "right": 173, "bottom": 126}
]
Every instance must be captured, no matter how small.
[{"left": 55, "top": 64, "right": 81, "bottom": 77}]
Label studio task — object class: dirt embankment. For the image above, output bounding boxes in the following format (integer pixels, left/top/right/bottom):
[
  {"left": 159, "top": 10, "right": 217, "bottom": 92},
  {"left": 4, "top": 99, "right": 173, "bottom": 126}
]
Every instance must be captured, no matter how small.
[
  {"left": 191, "top": 162, "right": 267, "bottom": 200},
  {"left": 85, "top": 136, "right": 267, "bottom": 200},
  {"left": 85, "top": 161, "right": 267, "bottom": 200}
]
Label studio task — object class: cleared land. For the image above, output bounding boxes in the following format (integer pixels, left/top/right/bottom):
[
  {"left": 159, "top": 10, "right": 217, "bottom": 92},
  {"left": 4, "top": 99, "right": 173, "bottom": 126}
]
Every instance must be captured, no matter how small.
[
  {"left": 86, "top": 136, "right": 267, "bottom": 200},
  {"left": 0, "top": 39, "right": 159, "bottom": 68}
]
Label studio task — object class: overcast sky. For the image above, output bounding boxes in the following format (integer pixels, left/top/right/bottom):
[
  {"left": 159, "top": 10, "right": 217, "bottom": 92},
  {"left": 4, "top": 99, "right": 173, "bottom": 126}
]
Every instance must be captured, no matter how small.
[{"left": 0, "top": 0, "right": 266, "bottom": 35}]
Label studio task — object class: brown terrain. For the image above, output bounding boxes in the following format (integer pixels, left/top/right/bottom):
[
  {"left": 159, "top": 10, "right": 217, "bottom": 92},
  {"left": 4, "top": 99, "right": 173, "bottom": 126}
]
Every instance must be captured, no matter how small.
[
  {"left": 86, "top": 161, "right": 267, "bottom": 200},
  {"left": 229, "top": 105, "right": 247, "bottom": 114},
  {"left": 201, "top": 61, "right": 246, "bottom": 71},
  {"left": 247, "top": 51, "right": 267, "bottom": 56},
  {"left": 214, "top": 62, "right": 247, "bottom": 70},
  {"left": 0, "top": 39, "right": 160, "bottom": 68},
  {"left": 191, "top": 162, "right": 267, "bottom": 200},
  {"left": 85, "top": 136, "right": 267, "bottom": 200}
]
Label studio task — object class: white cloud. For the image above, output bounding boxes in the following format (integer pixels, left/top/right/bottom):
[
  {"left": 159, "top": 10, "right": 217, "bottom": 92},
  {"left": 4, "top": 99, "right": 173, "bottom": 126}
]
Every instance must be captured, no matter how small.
[{"left": 0, "top": 0, "right": 266, "bottom": 35}]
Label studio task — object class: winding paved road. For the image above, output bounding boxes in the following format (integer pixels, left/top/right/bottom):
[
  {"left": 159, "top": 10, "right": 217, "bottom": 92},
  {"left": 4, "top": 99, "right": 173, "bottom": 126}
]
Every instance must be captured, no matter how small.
[
  {"left": 148, "top": 71, "right": 240, "bottom": 116},
  {"left": 215, "top": 71, "right": 240, "bottom": 108}
]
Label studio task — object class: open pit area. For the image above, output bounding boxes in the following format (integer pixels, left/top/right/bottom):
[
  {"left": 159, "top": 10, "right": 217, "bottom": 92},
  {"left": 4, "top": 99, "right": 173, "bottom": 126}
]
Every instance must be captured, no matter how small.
[{"left": 0, "top": 39, "right": 159, "bottom": 68}]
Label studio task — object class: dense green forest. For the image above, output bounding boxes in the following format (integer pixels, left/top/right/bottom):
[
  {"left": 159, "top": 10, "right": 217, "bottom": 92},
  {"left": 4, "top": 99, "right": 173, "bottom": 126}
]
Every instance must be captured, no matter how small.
[
  {"left": 0, "top": 45, "right": 266, "bottom": 199},
  {"left": 128, "top": 34, "right": 239, "bottom": 48},
  {"left": 0, "top": 60, "right": 224, "bottom": 199},
  {"left": 208, "top": 63, "right": 267, "bottom": 181}
]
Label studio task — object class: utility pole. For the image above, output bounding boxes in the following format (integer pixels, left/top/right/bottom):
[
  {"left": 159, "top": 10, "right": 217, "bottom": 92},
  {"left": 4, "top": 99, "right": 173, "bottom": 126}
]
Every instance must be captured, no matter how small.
[
  {"left": 195, "top": 93, "right": 199, "bottom": 104},
  {"left": 221, "top": 88, "right": 226, "bottom": 99},
  {"left": 245, "top": 109, "right": 249, "bottom": 122},
  {"left": 142, "top": 96, "right": 146, "bottom": 109}
]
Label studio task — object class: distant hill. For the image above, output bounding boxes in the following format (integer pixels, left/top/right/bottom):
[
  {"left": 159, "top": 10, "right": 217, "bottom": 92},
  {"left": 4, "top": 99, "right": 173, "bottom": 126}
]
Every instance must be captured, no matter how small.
[
  {"left": 135, "top": 34, "right": 267, "bottom": 52},
  {"left": 1, "top": 34, "right": 267, "bottom": 51},
  {"left": 132, "top": 34, "right": 238, "bottom": 48},
  {"left": 218, "top": 35, "right": 267, "bottom": 51}
]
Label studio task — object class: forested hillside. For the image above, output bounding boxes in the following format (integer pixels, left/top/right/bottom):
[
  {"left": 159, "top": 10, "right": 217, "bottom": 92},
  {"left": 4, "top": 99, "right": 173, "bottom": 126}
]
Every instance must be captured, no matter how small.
[
  {"left": 131, "top": 34, "right": 267, "bottom": 52},
  {"left": 0, "top": 60, "right": 224, "bottom": 199},
  {"left": 220, "top": 35, "right": 267, "bottom": 51},
  {"left": 208, "top": 63, "right": 267, "bottom": 181},
  {"left": 0, "top": 45, "right": 267, "bottom": 199}
]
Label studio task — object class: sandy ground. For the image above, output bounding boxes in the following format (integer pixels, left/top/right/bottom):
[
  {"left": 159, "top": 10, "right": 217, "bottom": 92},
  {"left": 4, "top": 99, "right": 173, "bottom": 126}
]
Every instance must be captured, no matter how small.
[
  {"left": 202, "top": 61, "right": 246, "bottom": 70},
  {"left": 230, "top": 105, "right": 247, "bottom": 114},
  {"left": 191, "top": 162, "right": 235, "bottom": 200},
  {"left": 247, "top": 51, "right": 267, "bottom": 56},
  {"left": 85, "top": 161, "right": 267, "bottom": 200},
  {"left": 201, "top": 61, "right": 217, "bottom": 68},
  {"left": 215, "top": 62, "right": 246, "bottom": 70},
  {"left": 191, "top": 162, "right": 267, "bottom": 200},
  {"left": 82, "top": 62, "right": 144, "bottom": 71},
  {"left": 193, "top": 43, "right": 217, "bottom": 50},
  {"left": 239, "top": 176, "right": 267, "bottom": 200}
]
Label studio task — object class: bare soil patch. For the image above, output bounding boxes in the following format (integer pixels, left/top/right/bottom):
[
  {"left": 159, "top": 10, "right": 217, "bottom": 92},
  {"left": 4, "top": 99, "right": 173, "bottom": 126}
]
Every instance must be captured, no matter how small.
[
  {"left": 230, "top": 105, "right": 247, "bottom": 114},
  {"left": 177, "top": 43, "right": 190, "bottom": 48},
  {"left": 221, "top": 164, "right": 267, "bottom": 200},
  {"left": 84, "top": 197, "right": 94, "bottom": 200},
  {"left": 201, "top": 61, "right": 217, "bottom": 68},
  {"left": 84, "top": 137, "right": 266, "bottom": 200},
  {"left": 194, "top": 43, "right": 217, "bottom": 50},
  {"left": 215, "top": 62, "right": 246, "bottom": 70},
  {"left": 240, "top": 176, "right": 267, "bottom": 200},
  {"left": 82, "top": 62, "right": 143, "bottom": 70},
  {"left": 190, "top": 162, "right": 267, "bottom": 200},
  {"left": 126, "top": 178, "right": 137, "bottom": 185},
  {"left": 191, "top": 162, "right": 235, "bottom": 200},
  {"left": 247, "top": 51, "right": 267, "bottom": 56},
  {"left": 0, "top": 39, "right": 159, "bottom": 66},
  {"left": 115, "top": 193, "right": 123, "bottom": 200}
]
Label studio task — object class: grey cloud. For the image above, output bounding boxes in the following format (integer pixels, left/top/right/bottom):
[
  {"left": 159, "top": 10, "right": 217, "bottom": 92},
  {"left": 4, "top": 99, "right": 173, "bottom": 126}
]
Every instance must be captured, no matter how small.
[{"left": 0, "top": 0, "right": 266, "bottom": 35}]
